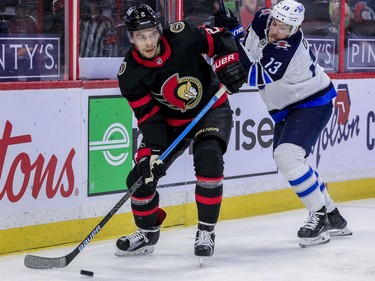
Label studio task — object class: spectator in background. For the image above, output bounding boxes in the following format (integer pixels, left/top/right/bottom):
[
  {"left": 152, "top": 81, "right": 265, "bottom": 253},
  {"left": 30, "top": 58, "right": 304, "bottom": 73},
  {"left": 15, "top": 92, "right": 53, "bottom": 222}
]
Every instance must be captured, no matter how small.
[
  {"left": 9, "top": 1, "right": 39, "bottom": 34},
  {"left": 184, "top": 0, "right": 219, "bottom": 26},
  {"left": 240, "top": 0, "right": 264, "bottom": 30},
  {"left": 224, "top": 0, "right": 237, "bottom": 11},
  {"left": 44, "top": 0, "right": 66, "bottom": 77},
  {"left": 351, "top": 0, "right": 375, "bottom": 20},
  {"left": 349, "top": 0, "right": 375, "bottom": 35},
  {"left": 312, "top": 0, "right": 356, "bottom": 37},
  {"left": 80, "top": 0, "right": 115, "bottom": 57},
  {"left": 45, "top": 0, "right": 65, "bottom": 45}
]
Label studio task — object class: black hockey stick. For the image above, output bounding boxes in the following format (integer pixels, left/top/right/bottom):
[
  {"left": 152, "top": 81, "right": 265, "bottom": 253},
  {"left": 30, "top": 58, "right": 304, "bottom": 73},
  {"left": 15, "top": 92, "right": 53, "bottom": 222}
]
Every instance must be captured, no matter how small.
[
  {"left": 24, "top": 86, "right": 227, "bottom": 269},
  {"left": 218, "top": 0, "right": 226, "bottom": 13}
]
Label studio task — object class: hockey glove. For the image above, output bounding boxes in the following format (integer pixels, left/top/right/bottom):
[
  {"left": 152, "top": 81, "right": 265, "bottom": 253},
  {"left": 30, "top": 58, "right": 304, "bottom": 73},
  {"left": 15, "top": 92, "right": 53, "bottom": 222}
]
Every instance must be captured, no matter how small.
[
  {"left": 213, "top": 52, "right": 247, "bottom": 94},
  {"left": 214, "top": 9, "right": 243, "bottom": 42},
  {"left": 136, "top": 146, "right": 166, "bottom": 186},
  {"left": 243, "top": 33, "right": 266, "bottom": 63}
]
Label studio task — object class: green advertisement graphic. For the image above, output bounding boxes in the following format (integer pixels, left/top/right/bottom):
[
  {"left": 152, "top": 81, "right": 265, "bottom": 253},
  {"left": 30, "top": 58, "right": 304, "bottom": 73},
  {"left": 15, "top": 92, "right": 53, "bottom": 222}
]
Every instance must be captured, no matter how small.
[{"left": 88, "top": 96, "right": 133, "bottom": 196}]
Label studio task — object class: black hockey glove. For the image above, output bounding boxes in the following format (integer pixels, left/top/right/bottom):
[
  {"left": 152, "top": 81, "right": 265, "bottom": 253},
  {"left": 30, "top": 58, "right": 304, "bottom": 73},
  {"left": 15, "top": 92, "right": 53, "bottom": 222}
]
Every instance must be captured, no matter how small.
[
  {"left": 214, "top": 9, "right": 244, "bottom": 42},
  {"left": 136, "top": 146, "right": 166, "bottom": 186},
  {"left": 213, "top": 52, "right": 247, "bottom": 94}
]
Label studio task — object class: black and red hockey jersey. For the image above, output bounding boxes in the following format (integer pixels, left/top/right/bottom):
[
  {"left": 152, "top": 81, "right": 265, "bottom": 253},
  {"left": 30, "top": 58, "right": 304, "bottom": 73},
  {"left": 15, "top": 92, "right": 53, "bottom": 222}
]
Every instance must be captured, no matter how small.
[{"left": 117, "top": 20, "right": 238, "bottom": 149}]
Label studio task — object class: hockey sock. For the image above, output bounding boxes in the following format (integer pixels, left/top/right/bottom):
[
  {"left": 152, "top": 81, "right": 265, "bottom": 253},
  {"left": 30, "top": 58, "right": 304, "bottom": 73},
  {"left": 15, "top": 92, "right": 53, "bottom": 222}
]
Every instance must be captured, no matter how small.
[
  {"left": 274, "top": 143, "right": 325, "bottom": 212},
  {"left": 195, "top": 179, "right": 223, "bottom": 224}
]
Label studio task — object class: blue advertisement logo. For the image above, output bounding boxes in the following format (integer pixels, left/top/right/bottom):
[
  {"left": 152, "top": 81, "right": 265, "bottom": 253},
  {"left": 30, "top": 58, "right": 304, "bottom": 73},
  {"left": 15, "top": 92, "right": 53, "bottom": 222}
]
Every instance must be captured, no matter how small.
[{"left": 0, "top": 35, "right": 60, "bottom": 79}]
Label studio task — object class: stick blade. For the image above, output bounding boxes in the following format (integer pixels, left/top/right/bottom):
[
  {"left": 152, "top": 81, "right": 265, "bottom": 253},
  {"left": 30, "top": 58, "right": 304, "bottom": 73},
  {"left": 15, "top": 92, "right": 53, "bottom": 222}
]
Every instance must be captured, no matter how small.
[{"left": 24, "top": 254, "right": 67, "bottom": 269}]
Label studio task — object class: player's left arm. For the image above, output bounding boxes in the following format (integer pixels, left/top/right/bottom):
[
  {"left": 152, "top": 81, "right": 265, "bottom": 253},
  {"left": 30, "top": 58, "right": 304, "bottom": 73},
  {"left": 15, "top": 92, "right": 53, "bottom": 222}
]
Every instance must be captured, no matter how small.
[{"left": 194, "top": 23, "right": 246, "bottom": 93}]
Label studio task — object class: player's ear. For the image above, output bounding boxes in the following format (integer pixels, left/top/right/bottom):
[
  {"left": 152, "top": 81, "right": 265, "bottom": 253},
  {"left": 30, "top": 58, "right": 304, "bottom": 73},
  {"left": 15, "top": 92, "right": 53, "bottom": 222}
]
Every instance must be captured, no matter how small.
[{"left": 127, "top": 31, "right": 135, "bottom": 44}]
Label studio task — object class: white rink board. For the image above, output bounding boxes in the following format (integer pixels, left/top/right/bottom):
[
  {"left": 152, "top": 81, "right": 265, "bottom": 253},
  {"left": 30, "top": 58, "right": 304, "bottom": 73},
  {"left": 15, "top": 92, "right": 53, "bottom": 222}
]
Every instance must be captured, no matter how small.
[
  {"left": 0, "top": 88, "right": 83, "bottom": 228},
  {"left": 0, "top": 79, "right": 375, "bottom": 230},
  {"left": 157, "top": 80, "right": 375, "bottom": 200},
  {"left": 313, "top": 79, "right": 375, "bottom": 181}
]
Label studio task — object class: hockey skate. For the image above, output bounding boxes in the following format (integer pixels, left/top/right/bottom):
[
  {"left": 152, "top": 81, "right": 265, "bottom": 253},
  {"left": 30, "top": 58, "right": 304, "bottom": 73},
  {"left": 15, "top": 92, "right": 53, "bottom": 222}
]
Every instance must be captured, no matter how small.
[
  {"left": 115, "top": 209, "right": 166, "bottom": 256},
  {"left": 115, "top": 226, "right": 160, "bottom": 256},
  {"left": 194, "top": 223, "right": 216, "bottom": 266},
  {"left": 327, "top": 208, "right": 353, "bottom": 237},
  {"left": 298, "top": 206, "right": 330, "bottom": 248}
]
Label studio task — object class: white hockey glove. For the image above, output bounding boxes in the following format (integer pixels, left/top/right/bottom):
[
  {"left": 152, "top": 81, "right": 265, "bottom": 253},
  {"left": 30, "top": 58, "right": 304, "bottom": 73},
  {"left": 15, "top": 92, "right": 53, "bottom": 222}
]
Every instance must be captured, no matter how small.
[
  {"left": 243, "top": 29, "right": 267, "bottom": 63},
  {"left": 136, "top": 146, "right": 166, "bottom": 186}
]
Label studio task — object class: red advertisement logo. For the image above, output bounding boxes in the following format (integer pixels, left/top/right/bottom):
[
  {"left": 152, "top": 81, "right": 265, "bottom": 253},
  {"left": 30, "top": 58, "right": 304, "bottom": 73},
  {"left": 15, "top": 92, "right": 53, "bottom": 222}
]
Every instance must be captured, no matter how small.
[
  {"left": 0, "top": 121, "right": 75, "bottom": 203},
  {"left": 334, "top": 84, "right": 351, "bottom": 125}
]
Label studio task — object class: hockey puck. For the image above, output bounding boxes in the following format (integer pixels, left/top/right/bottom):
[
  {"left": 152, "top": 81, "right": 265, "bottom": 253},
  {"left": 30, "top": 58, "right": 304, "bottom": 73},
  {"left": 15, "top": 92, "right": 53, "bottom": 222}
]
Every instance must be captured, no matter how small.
[{"left": 80, "top": 270, "right": 94, "bottom": 277}]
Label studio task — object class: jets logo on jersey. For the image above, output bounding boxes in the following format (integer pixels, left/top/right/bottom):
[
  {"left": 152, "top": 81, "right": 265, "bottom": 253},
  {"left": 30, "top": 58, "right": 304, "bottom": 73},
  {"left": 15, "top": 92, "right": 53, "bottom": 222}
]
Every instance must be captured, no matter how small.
[
  {"left": 274, "top": 40, "right": 291, "bottom": 49},
  {"left": 157, "top": 74, "right": 202, "bottom": 112},
  {"left": 170, "top": 22, "right": 185, "bottom": 33},
  {"left": 118, "top": 62, "right": 127, "bottom": 76}
]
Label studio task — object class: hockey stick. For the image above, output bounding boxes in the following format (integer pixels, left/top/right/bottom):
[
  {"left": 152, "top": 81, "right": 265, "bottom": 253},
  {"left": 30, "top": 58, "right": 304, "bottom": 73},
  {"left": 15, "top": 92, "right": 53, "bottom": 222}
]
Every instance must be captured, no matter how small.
[
  {"left": 24, "top": 86, "right": 227, "bottom": 269},
  {"left": 218, "top": 0, "right": 226, "bottom": 13}
]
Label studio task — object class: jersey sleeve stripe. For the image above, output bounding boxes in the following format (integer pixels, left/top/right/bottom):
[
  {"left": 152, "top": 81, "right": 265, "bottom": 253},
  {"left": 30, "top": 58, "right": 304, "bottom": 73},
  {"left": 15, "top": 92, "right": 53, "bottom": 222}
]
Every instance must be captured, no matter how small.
[
  {"left": 128, "top": 94, "right": 153, "bottom": 109},
  {"left": 263, "top": 70, "right": 273, "bottom": 84},
  {"left": 249, "top": 64, "right": 257, "bottom": 86},
  {"left": 137, "top": 105, "right": 161, "bottom": 126},
  {"left": 202, "top": 27, "right": 215, "bottom": 57}
]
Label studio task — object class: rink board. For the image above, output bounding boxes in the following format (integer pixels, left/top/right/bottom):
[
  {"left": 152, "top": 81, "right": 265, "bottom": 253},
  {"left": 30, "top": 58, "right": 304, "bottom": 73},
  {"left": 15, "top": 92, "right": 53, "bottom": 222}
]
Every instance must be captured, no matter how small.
[
  {"left": 2, "top": 178, "right": 375, "bottom": 255},
  {"left": 1, "top": 79, "right": 375, "bottom": 254}
]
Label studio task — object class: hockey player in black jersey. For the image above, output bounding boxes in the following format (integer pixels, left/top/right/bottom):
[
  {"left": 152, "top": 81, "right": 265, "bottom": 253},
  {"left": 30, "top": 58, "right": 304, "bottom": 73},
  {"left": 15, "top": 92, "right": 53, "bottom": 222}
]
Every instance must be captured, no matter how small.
[
  {"left": 115, "top": 4, "right": 246, "bottom": 258},
  {"left": 214, "top": 0, "right": 352, "bottom": 248}
]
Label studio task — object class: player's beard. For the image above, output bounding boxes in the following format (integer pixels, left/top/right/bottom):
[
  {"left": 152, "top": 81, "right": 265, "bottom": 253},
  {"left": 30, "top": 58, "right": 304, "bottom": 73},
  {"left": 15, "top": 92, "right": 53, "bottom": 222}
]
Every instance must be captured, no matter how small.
[
  {"left": 139, "top": 40, "right": 161, "bottom": 59},
  {"left": 268, "top": 30, "right": 286, "bottom": 44},
  {"left": 268, "top": 33, "right": 277, "bottom": 43}
]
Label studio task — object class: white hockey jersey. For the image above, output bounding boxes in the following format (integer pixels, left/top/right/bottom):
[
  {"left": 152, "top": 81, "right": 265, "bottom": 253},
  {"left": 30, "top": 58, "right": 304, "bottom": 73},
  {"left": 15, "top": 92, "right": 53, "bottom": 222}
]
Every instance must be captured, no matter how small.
[{"left": 239, "top": 9, "right": 335, "bottom": 122}]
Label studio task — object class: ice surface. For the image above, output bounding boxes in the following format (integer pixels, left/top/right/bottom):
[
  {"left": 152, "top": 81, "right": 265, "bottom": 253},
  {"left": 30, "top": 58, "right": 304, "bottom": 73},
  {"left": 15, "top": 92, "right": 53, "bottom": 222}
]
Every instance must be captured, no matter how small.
[{"left": 1, "top": 198, "right": 374, "bottom": 281}]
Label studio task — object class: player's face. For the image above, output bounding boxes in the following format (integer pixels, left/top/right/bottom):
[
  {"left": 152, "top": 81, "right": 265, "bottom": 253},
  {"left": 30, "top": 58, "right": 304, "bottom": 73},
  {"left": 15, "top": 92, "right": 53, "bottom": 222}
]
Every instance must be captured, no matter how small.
[
  {"left": 268, "top": 19, "right": 292, "bottom": 43},
  {"left": 132, "top": 27, "right": 161, "bottom": 59},
  {"left": 245, "top": 0, "right": 258, "bottom": 12}
]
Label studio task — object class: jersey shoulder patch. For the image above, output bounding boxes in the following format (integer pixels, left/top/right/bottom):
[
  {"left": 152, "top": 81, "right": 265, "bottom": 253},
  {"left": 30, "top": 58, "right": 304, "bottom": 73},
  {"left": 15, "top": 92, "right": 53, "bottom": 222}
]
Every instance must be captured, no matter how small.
[
  {"left": 169, "top": 21, "right": 185, "bottom": 33},
  {"left": 118, "top": 61, "right": 127, "bottom": 76}
]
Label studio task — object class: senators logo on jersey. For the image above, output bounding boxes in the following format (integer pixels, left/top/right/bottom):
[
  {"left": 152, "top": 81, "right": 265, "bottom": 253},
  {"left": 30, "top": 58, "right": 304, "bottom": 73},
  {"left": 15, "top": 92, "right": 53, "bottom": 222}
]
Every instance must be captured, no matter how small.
[{"left": 155, "top": 74, "right": 203, "bottom": 112}]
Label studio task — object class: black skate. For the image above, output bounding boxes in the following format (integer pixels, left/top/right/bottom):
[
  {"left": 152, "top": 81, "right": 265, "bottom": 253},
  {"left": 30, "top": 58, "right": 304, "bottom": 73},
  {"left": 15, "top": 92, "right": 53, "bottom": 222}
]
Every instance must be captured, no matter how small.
[
  {"left": 194, "top": 223, "right": 215, "bottom": 257},
  {"left": 328, "top": 208, "right": 353, "bottom": 237},
  {"left": 115, "top": 209, "right": 166, "bottom": 256},
  {"left": 298, "top": 206, "right": 330, "bottom": 248},
  {"left": 115, "top": 226, "right": 160, "bottom": 256}
]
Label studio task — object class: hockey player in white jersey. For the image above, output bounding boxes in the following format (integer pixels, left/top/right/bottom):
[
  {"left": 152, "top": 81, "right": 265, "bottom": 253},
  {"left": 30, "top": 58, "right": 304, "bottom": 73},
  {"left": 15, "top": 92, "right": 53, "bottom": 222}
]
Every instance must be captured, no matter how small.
[{"left": 215, "top": 0, "right": 352, "bottom": 247}]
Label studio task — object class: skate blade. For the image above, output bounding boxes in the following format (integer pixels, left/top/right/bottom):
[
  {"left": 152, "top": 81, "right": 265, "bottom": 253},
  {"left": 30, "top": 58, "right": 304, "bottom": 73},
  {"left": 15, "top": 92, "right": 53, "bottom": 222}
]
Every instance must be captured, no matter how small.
[
  {"left": 198, "top": 256, "right": 213, "bottom": 267},
  {"left": 199, "top": 257, "right": 206, "bottom": 267},
  {"left": 329, "top": 227, "right": 353, "bottom": 237},
  {"left": 114, "top": 245, "right": 154, "bottom": 257},
  {"left": 299, "top": 231, "right": 331, "bottom": 248}
]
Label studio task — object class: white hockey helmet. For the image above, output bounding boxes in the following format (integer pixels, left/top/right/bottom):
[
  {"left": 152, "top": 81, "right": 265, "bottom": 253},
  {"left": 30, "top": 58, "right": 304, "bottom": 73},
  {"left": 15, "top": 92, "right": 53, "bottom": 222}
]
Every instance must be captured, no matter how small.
[{"left": 271, "top": 0, "right": 305, "bottom": 36}]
